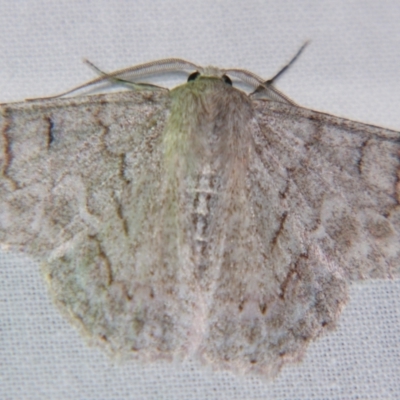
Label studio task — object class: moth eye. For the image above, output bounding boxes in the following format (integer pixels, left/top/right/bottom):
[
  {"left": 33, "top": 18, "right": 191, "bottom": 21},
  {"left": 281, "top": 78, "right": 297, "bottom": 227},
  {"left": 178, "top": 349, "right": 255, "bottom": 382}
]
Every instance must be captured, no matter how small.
[
  {"left": 222, "top": 75, "right": 232, "bottom": 85},
  {"left": 187, "top": 71, "right": 200, "bottom": 82}
]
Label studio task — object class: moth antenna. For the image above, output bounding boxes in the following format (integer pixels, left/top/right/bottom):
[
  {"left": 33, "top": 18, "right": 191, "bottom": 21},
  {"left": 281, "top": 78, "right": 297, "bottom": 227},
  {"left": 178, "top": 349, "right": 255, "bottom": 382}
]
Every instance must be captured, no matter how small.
[
  {"left": 83, "top": 59, "right": 109, "bottom": 77},
  {"left": 241, "top": 41, "right": 309, "bottom": 104},
  {"left": 32, "top": 58, "right": 201, "bottom": 100},
  {"left": 265, "top": 41, "right": 310, "bottom": 85}
]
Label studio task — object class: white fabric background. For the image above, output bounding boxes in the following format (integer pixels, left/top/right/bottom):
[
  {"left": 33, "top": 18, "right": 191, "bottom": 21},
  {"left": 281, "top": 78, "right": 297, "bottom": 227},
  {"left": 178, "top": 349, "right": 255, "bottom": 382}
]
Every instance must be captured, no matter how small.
[{"left": 1, "top": 1, "right": 399, "bottom": 399}]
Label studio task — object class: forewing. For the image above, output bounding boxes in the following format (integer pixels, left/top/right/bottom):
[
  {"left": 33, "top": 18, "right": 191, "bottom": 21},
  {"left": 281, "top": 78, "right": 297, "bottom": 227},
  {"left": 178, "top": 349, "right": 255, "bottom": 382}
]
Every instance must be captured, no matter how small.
[
  {"left": 253, "top": 101, "right": 400, "bottom": 281},
  {"left": 0, "top": 91, "right": 198, "bottom": 359},
  {"left": 200, "top": 97, "right": 399, "bottom": 377},
  {"left": 200, "top": 111, "right": 348, "bottom": 377}
]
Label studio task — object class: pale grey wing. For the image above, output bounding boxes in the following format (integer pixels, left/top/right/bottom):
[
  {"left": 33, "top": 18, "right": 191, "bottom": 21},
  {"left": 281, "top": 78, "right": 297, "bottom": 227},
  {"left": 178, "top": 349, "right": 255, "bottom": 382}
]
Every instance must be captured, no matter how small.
[
  {"left": 199, "top": 114, "right": 348, "bottom": 377},
  {"left": 0, "top": 91, "right": 198, "bottom": 358},
  {"left": 252, "top": 101, "right": 400, "bottom": 281}
]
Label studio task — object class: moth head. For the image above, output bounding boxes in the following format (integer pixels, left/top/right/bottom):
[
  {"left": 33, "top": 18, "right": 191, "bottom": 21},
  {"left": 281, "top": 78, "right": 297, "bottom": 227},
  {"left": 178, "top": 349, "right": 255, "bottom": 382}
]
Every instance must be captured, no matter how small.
[{"left": 187, "top": 68, "right": 232, "bottom": 86}]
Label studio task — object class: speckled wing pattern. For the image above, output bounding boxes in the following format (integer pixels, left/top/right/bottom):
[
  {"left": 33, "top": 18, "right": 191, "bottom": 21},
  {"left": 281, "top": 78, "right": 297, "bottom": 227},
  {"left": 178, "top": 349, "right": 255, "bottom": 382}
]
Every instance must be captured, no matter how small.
[
  {"left": 0, "top": 73, "right": 399, "bottom": 377},
  {"left": 198, "top": 89, "right": 400, "bottom": 376},
  {"left": 0, "top": 89, "right": 202, "bottom": 360}
]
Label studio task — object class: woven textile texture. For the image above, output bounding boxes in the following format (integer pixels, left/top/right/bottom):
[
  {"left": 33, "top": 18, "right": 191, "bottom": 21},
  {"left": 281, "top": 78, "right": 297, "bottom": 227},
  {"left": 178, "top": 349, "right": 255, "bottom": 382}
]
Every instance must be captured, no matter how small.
[{"left": 1, "top": 1, "right": 399, "bottom": 399}]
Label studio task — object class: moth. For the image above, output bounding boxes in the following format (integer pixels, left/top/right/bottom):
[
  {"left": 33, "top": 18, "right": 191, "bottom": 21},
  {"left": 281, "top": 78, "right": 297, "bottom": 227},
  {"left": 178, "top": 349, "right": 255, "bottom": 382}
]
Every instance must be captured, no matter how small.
[{"left": 1, "top": 51, "right": 399, "bottom": 378}]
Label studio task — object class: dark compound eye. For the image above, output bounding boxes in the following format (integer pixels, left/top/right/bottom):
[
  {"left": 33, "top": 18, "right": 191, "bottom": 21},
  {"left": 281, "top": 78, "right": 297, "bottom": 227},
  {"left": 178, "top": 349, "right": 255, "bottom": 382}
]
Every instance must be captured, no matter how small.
[
  {"left": 187, "top": 71, "right": 200, "bottom": 82},
  {"left": 222, "top": 75, "right": 232, "bottom": 85}
]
